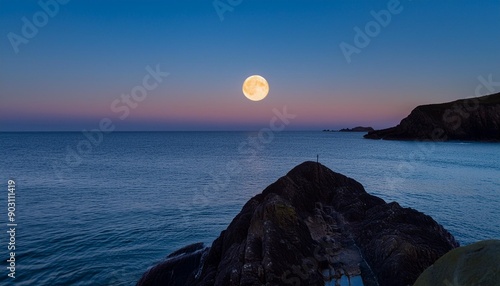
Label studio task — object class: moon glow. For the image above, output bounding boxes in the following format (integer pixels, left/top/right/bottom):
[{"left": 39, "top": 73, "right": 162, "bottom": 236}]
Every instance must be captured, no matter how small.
[{"left": 242, "top": 75, "right": 269, "bottom": 101}]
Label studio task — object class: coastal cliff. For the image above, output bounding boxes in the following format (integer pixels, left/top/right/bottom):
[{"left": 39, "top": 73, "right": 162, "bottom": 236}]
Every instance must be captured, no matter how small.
[
  {"left": 365, "top": 92, "right": 500, "bottom": 141},
  {"left": 137, "top": 162, "right": 459, "bottom": 286}
]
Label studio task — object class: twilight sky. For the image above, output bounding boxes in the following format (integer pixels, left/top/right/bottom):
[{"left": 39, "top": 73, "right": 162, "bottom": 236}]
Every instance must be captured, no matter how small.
[{"left": 1, "top": 0, "right": 500, "bottom": 131}]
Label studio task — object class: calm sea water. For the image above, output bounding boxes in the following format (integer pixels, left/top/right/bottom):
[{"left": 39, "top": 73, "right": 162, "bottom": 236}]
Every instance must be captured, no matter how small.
[{"left": 0, "top": 132, "right": 499, "bottom": 285}]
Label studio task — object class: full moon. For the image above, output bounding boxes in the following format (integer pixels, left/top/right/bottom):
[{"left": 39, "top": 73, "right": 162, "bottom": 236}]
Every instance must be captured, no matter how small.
[{"left": 242, "top": 75, "right": 269, "bottom": 101}]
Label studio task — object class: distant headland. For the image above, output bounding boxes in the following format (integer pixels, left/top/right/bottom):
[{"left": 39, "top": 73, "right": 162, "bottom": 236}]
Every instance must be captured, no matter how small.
[
  {"left": 365, "top": 92, "right": 500, "bottom": 141},
  {"left": 339, "top": 126, "right": 374, "bottom": 132},
  {"left": 323, "top": 126, "right": 374, "bottom": 132}
]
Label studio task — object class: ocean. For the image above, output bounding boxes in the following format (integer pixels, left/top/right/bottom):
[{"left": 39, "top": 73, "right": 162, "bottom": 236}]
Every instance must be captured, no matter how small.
[{"left": 0, "top": 132, "right": 499, "bottom": 285}]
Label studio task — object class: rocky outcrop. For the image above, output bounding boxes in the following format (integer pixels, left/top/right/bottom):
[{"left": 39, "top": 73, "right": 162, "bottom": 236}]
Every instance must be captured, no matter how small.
[
  {"left": 339, "top": 126, "right": 374, "bottom": 132},
  {"left": 364, "top": 92, "right": 500, "bottom": 141},
  {"left": 413, "top": 240, "right": 500, "bottom": 286},
  {"left": 137, "top": 243, "right": 208, "bottom": 286},
  {"left": 137, "top": 162, "right": 459, "bottom": 286}
]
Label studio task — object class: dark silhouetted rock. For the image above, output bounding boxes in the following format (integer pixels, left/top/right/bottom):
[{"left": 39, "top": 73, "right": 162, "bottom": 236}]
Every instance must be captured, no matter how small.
[
  {"left": 413, "top": 240, "right": 500, "bottom": 286},
  {"left": 137, "top": 162, "right": 459, "bottom": 286},
  {"left": 339, "top": 126, "right": 374, "bottom": 132},
  {"left": 365, "top": 92, "right": 500, "bottom": 141},
  {"left": 167, "top": 242, "right": 205, "bottom": 259},
  {"left": 136, "top": 243, "right": 208, "bottom": 286}
]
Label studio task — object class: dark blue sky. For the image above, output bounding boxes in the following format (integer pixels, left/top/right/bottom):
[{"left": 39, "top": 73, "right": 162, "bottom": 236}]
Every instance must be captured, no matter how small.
[{"left": 1, "top": 0, "right": 500, "bottom": 131}]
